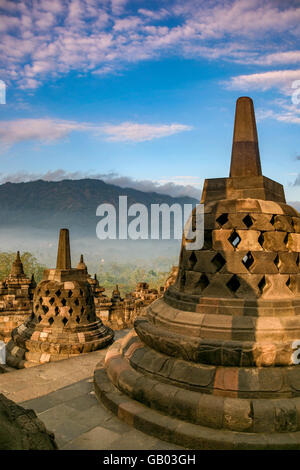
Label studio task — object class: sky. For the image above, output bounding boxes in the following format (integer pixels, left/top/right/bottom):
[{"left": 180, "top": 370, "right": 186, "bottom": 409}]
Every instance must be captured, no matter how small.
[{"left": 0, "top": 0, "right": 300, "bottom": 201}]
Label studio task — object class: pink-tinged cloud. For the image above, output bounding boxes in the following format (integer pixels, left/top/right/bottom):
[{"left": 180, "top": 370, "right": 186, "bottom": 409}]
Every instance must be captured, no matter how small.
[
  {"left": 0, "top": 118, "right": 192, "bottom": 146},
  {"left": 1, "top": 0, "right": 300, "bottom": 89}
]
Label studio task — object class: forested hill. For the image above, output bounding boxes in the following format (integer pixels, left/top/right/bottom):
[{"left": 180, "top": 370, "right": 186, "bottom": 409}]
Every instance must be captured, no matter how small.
[{"left": 0, "top": 178, "right": 199, "bottom": 236}]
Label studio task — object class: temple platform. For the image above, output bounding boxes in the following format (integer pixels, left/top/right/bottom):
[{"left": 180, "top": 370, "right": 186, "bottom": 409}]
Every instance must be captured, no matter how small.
[{"left": 0, "top": 330, "right": 181, "bottom": 450}]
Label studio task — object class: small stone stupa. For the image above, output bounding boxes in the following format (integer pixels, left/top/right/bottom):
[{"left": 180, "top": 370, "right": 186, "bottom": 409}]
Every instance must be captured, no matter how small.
[
  {"left": 7, "top": 229, "right": 114, "bottom": 368},
  {"left": 0, "top": 252, "right": 35, "bottom": 343},
  {"left": 94, "top": 97, "right": 300, "bottom": 449}
]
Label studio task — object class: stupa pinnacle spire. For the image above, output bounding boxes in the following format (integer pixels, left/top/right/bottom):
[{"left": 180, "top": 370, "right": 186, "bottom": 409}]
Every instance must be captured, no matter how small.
[
  {"left": 230, "top": 96, "right": 262, "bottom": 177},
  {"left": 10, "top": 251, "right": 24, "bottom": 277},
  {"left": 77, "top": 254, "right": 87, "bottom": 272},
  {"left": 56, "top": 228, "right": 71, "bottom": 270}
]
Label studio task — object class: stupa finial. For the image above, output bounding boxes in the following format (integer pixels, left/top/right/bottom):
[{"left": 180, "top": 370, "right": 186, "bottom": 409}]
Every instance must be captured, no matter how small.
[
  {"left": 230, "top": 96, "right": 262, "bottom": 177},
  {"left": 10, "top": 250, "right": 24, "bottom": 277},
  {"left": 77, "top": 253, "right": 87, "bottom": 272},
  {"left": 56, "top": 228, "right": 71, "bottom": 270}
]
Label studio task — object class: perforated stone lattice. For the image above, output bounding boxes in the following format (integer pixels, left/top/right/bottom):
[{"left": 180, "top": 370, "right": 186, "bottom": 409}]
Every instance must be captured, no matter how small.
[
  {"left": 177, "top": 204, "right": 300, "bottom": 298},
  {"left": 32, "top": 280, "right": 96, "bottom": 328}
]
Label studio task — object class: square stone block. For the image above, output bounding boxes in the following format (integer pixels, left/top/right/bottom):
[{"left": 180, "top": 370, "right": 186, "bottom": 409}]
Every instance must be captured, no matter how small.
[
  {"left": 287, "top": 233, "right": 300, "bottom": 251},
  {"left": 236, "top": 230, "right": 262, "bottom": 251},
  {"left": 263, "top": 232, "right": 288, "bottom": 251},
  {"left": 212, "top": 230, "right": 234, "bottom": 251}
]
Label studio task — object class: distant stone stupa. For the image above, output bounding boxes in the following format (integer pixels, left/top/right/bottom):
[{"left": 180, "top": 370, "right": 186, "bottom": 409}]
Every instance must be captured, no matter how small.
[
  {"left": 0, "top": 252, "right": 35, "bottom": 343},
  {"left": 94, "top": 97, "right": 300, "bottom": 449},
  {"left": 7, "top": 229, "right": 114, "bottom": 368}
]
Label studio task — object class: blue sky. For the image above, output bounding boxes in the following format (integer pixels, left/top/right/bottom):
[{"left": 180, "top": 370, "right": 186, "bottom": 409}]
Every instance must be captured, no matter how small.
[{"left": 0, "top": 0, "right": 300, "bottom": 201}]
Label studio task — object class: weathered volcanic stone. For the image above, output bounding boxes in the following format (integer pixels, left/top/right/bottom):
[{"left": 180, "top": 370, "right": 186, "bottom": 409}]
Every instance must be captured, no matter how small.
[
  {"left": 0, "top": 252, "right": 35, "bottom": 343},
  {"left": 6, "top": 229, "right": 114, "bottom": 368},
  {"left": 94, "top": 97, "right": 300, "bottom": 449},
  {"left": 0, "top": 393, "right": 57, "bottom": 450}
]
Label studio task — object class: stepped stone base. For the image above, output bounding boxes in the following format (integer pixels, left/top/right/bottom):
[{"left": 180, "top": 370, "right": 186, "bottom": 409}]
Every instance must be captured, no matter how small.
[
  {"left": 6, "top": 319, "right": 113, "bottom": 368},
  {"left": 94, "top": 331, "right": 300, "bottom": 450}
]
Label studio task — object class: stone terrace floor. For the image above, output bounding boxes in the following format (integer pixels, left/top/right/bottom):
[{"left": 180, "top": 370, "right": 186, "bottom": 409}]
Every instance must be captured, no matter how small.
[{"left": 0, "top": 330, "right": 182, "bottom": 450}]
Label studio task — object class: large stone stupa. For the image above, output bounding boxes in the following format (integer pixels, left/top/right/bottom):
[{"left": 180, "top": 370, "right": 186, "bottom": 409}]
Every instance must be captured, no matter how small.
[
  {"left": 94, "top": 97, "right": 300, "bottom": 449},
  {"left": 7, "top": 229, "right": 114, "bottom": 368}
]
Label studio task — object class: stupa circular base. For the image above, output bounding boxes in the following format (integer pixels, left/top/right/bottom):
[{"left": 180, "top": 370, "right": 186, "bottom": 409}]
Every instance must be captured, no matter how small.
[
  {"left": 6, "top": 319, "right": 114, "bottom": 368},
  {"left": 94, "top": 330, "right": 300, "bottom": 450}
]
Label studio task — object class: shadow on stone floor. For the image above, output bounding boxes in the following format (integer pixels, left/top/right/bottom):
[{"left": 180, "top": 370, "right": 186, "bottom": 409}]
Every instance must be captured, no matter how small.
[{"left": 21, "top": 376, "right": 182, "bottom": 450}]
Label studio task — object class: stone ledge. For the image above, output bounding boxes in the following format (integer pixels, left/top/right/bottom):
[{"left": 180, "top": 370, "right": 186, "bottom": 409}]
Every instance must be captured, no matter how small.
[{"left": 94, "top": 362, "right": 300, "bottom": 450}]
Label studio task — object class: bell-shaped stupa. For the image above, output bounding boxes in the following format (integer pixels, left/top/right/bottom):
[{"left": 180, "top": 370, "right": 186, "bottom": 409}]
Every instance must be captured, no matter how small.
[
  {"left": 7, "top": 229, "right": 114, "bottom": 368},
  {"left": 94, "top": 97, "right": 300, "bottom": 449}
]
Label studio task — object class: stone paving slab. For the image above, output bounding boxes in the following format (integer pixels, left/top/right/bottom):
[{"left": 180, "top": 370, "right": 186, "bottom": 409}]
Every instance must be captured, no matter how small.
[{"left": 0, "top": 330, "right": 182, "bottom": 450}]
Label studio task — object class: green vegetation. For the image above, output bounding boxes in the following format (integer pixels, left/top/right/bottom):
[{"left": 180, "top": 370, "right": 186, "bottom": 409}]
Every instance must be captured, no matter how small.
[
  {"left": 0, "top": 251, "right": 177, "bottom": 296},
  {"left": 0, "top": 252, "right": 46, "bottom": 283},
  {"left": 97, "top": 256, "right": 177, "bottom": 295}
]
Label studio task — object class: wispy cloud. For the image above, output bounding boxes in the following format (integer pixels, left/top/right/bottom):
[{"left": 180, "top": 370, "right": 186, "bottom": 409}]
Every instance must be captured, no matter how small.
[
  {"left": 227, "top": 68, "right": 300, "bottom": 127},
  {"left": 0, "top": 118, "right": 192, "bottom": 147},
  {"left": 1, "top": 0, "right": 300, "bottom": 89},
  {"left": 0, "top": 169, "right": 202, "bottom": 199},
  {"left": 0, "top": 118, "right": 87, "bottom": 145},
  {"left": 227, "top": 69, "right": 300, "bottom": 94},
  {"left": 101, "top": 122, "right": 192, "bottom": 142}
]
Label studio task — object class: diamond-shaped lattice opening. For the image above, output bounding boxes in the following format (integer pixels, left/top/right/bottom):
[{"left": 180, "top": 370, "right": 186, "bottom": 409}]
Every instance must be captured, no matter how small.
[
  {"left": 286, "top": 276, "right": 291, "bottom": 289},
  {"left": 242, "top": 251, "right": 254, "bottom": 270},
  {"left": 197, "top": 274, "right": 210, "bottom": 291},
  {"left": 61, "top": 298, "right": 66, "bottom": 306},
  {"left": 190, "top": 213, "right": 197, "bottom": 232},
  {"left": 38, "top": 315, "right": 42, "bottom": 322},
  {"left": 243, "top": 214, "right": 253, "bottom": 228},
  {"left": 68, "top": 290, "right": 73, "bottom": 298},
  {"left": 284, "top": 233, "right": 289, "bottom": 245},
  {"left": 226, "top": 275, "right": 240, "bottom": 293},
  {"left": 258, "top": 276, "right": 266, "bottom": 294},
  {"left": 188, "top": 251, "right": 197, "bottom": 270},
  {"left": 69, "top": 307, "right": 73, "bottom": 315},
  {"left": 228, "top": 230, "right": 241, "bottom": 248},
  {"left": 216, "top": 213, "right": 229, "bottom": 226},
  {"left": 49, "top": 297, "right": 55, "bottom": 305},
  {"left": 62, "top": 317, "right": 68, "bottom": 326},
  {"left": 35, "top": 304, "right": 39, "bottom": 311},
  {"left": 211, "top": 253, "right": 226, "bottom": 272},
  {"left": 75, "top": 316, "right": 80, "bottom": 324},
  {"left": 48, "top": 317, "right": 54, "bottom": 326},
  {"left": 179, "top": 271, "right": 186, "bottom": 289},
  {"left": 74, "top": 298, "right": 79, "bottom": 306},
  {"left": 42, "top": 305, "right": 49, "bottom": 314},
  {"left": 270, "top": 215, "right": 275, "bottom": 225},
  {"left": 81, "top": 306, "right": 85, "bottom": 314},
  {"left": 45, "top": 289, "right": 50, "bottom": 296},
  {"left": 79, "top": 289, "right": 83, "bottom": 296},
  {"left": 39, "top": 297, "right": 43, "bottom": 304},
  {"left": 258, "top": 233, "right": 264, "bottom": 248},
  {"left": 203, "top": 231, "right": 212, "bottom": 249},
  {"left": 55, "top": 306, "right": 59, "bottom": 316},
  {"left": 274, "top": 254, "right": 280, "bottom": 270},
  {"left": 55, "top": 289, "right": 61, "bottom": 297}
]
